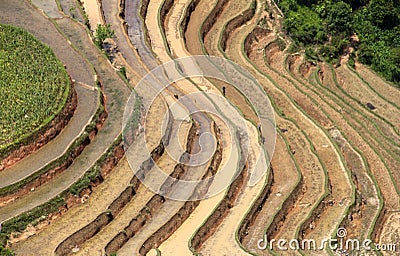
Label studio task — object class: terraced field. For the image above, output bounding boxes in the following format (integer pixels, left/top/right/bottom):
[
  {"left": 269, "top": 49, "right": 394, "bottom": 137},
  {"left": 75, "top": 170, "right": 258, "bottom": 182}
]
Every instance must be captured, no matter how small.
[{"left": 0, "top": 0, "right": 399, "bottom": 255}]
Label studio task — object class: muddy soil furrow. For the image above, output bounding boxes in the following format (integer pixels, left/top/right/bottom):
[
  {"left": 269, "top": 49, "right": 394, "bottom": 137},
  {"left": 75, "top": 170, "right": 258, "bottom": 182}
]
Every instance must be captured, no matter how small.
[
  {"left": 106, "top": 120, "right": 207, "bottom": 255},
  {"left": 286, "top": 56, "right": 390, "bottom": 246},
  {"left": 336, "top": 65, "right": 400, "bottom": 132},
  {"left": 301, "top": 63, "right": 399, "bottom": 207},
  {"left": 305, "top": 71, "right": 382, "bottom": 241},
  {"left": 248, "top": 34, "right": 356, "bottom": 255},
  {"left": 240, "top": 134, "right": 300, "bottom": 255},
  {"left": 353, "top": 63, "right": 400, "bottom": 107},
  {"left": 219, "top": 4, "right": 354, "bottom": 256},
  {"left": 11, "top": 92, "right": 169, "bottom": 254},
  {"left": 64, "top": 120, "right": 191, "bottom": 256}
]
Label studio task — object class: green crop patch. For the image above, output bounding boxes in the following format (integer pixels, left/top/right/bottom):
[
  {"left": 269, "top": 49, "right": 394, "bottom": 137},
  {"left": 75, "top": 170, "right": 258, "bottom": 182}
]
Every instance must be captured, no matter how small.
[{"left": 0, "top": 24, "right": 70, "bottom": 152}]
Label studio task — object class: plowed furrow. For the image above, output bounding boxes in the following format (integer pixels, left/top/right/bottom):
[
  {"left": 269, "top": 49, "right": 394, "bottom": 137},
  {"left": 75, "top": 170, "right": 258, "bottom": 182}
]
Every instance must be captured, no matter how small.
[
  {"left": 76, "top": 121, "right": 191, "bottom": 255},
  {"left": 336, "top": 65, "right": 400, "bottom": 132},
  {"left": 220, "top": 4, "right": 353, "bottom": 255},
  {"left": 240, "top": 133, "right": 300, "bottom": 255},
  {"left": 353, "top": 63, "right": 400, "bottom": 107}
]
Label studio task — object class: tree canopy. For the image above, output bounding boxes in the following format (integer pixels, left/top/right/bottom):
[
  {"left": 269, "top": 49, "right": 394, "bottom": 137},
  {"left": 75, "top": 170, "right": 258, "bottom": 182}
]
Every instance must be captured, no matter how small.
[{"left": 278, "top": 0, "right": 400, "bottom": 85}]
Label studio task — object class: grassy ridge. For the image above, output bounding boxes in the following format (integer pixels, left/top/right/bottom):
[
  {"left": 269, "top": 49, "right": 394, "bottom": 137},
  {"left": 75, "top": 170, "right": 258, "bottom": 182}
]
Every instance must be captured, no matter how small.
[{"left": 0, "top": 24, "right": 70, "bottom": 153}]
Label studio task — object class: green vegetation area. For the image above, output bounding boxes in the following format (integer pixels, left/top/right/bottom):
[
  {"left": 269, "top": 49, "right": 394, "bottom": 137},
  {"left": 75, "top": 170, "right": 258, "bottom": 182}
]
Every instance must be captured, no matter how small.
[
  {"left": 0, "top": 24, "right": 70, "bottom": 153},
  {"left": 277, "top": 0, "right": 400, "bottom": 85}
]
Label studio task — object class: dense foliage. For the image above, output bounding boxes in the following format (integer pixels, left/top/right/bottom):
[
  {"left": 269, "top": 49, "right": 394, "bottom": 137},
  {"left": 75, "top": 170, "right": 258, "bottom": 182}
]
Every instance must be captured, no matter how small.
[
  {"left": 0, "top": 24, "right": 70, "bottom": 149},
  {"left": 94, "top": 24, "right": 115, "bottom": 48},
  {"left": 277, "top": 0, "right": 400, "bottom": 85}
]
